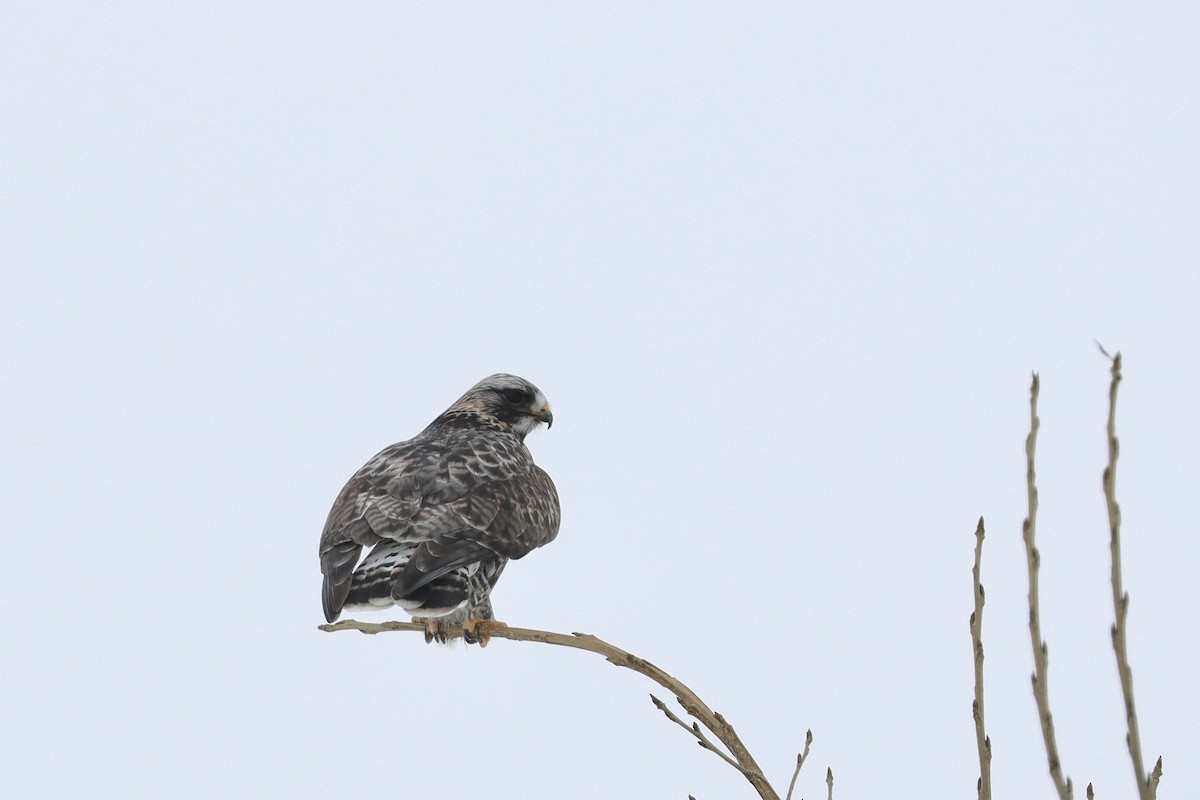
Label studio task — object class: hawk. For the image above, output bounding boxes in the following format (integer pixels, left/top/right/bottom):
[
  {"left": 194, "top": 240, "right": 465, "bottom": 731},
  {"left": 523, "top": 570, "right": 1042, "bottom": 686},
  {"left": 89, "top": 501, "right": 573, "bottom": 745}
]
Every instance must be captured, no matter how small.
[{"left": 319, "top": 374, "right": 560, "bottom": 645}]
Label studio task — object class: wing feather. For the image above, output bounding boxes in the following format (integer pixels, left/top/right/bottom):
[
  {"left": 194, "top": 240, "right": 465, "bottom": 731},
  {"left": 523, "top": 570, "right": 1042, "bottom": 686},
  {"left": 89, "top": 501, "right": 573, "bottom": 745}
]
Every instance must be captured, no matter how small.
[{"left": 318, "top": 427, "right": 559, "bottom": 622}]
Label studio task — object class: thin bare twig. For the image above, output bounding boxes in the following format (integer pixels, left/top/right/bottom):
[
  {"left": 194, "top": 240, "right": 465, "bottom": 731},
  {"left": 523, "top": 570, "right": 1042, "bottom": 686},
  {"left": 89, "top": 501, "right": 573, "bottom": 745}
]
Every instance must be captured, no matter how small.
[
  {"left": 650, "top": 694, "right": 745, "bottom": 775},
  {"left": 1100, "top": 351, "right": 1160, "bottom": 800},
  {"left": 825, "top": 767, "right": 834, "bottom": 800},
  {"left": 970, "top": 516, "right": 992, "bottom": 800},
  {"left": 320, "top": 619, "right": 781, "bottom": 800},
  {"left": 785, "top": 729, "right": 813, "bottom": 800},
  {"left": 1022, "top": 373, "right": 1074, "bottom": 800}
]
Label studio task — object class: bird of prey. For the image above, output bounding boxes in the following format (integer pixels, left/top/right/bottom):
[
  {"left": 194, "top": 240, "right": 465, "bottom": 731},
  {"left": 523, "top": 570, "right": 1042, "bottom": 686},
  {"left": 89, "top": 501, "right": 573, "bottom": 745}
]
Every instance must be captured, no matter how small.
[{"left": 319, "top": 374, "right": 560, "bottom": 645}]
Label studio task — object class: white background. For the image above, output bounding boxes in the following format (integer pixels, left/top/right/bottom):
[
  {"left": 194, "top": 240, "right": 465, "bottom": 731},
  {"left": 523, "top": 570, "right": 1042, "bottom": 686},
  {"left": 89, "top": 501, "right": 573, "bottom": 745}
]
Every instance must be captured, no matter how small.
[{"left": 3, "top": 4, "right": 1197, "bottom": 798}]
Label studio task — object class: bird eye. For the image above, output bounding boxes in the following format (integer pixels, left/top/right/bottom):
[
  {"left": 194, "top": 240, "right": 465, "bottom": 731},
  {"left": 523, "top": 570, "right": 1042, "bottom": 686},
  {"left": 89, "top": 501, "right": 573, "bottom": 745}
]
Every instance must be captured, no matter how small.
[{"left": 502, "top": 388, "right": 527, "bottom": 405}]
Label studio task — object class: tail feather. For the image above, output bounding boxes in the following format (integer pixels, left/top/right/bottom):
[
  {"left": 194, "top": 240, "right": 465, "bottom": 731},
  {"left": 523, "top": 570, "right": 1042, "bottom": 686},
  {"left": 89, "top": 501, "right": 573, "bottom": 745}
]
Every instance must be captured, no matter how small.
[
  {"left": 332, "top": 541, "right": 509, "bottom": 623},
  {"left": 342, "top": 541, "right": 416, "bottom": 611},
  {"left": 320, "top": 541, "right": 362, "bottom": 623}
]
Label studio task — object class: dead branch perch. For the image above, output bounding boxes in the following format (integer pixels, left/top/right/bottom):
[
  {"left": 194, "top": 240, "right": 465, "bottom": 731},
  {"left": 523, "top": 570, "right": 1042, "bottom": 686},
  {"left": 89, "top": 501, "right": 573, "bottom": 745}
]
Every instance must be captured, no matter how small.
[{"left": 320, "top": 619, "right": 784, "bottom": 800}]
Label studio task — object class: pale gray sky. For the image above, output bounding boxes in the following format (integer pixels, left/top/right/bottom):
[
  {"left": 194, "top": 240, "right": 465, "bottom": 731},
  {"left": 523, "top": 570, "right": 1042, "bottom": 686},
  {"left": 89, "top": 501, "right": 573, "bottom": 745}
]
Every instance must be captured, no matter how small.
[{"left": 3, "top": 3, "right": 1198, "bottom": 798}]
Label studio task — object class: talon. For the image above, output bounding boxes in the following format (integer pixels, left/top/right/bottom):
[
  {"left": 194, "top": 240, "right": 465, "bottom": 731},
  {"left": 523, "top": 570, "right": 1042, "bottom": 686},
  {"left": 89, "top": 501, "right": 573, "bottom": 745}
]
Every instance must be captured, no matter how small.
[
  {"left": 463, "top": 618, "right": 495, "bottom": 647},
  {"left": 464, "top": 619, "right": 508, "bottom": 647},
  {"left": 412, "top": 616, "right": 440, "bottom": 644}
]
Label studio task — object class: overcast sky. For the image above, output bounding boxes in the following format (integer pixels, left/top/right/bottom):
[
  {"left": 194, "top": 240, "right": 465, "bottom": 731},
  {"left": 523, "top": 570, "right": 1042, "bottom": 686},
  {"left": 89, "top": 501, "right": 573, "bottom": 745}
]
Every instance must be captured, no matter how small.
[{"left": 3, "top": 3, "right": 1198, "bottom": 798}]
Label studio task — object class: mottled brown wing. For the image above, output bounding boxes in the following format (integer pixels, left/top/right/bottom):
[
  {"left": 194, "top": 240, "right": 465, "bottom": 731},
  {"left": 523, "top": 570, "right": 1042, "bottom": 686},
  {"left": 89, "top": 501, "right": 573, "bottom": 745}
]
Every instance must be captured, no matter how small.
[
  {"left": 389, "top": 464, "right": 560, "bottom": 598},
  {"left": 319, "top": 429, "right": 559, "bottom": 622}
]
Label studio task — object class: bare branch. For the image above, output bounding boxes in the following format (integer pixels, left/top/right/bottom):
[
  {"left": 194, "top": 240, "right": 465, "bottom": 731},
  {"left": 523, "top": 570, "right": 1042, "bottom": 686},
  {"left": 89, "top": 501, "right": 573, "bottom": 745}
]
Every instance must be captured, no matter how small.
[
  {"left": 1022, "top": 373, "right": 1074, "bottom": 800},
  {"left": 650, "top": 694, "right": 745, "bottom": 775},
  {"left": 320, "top": 619, "right": 782, "bottom": 800},
  {"left": 825, "top": 767, "right": 834, "bottom": 800},
  {"left": 785, "top": 729, "right": 814, "bottom": 800},
  {"left": 1101, "top": 352, "right": 1160, "bottom": 799},
  {"left": 971, "top": 516, "right": 992, "bottom": 800}
]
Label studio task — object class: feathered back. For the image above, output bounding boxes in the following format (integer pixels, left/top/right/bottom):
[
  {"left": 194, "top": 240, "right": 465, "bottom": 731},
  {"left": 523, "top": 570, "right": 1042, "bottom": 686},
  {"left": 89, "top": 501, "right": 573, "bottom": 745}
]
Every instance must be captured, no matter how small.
[{"left": 319, "top": 374, "right": 560, "bottom": 624}]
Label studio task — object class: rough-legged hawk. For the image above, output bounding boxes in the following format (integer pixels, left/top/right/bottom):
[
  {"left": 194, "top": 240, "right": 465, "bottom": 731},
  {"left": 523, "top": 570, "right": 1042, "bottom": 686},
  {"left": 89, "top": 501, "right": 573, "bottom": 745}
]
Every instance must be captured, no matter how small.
[{"left": 319, "top": 374, "right": 560, "bottom": 645}]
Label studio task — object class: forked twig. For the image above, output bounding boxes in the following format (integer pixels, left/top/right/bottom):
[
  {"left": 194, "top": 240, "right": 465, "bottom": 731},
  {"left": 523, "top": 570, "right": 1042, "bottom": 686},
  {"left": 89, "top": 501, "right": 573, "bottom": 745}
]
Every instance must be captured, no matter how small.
[
  {"left": 320, "top": 619, "right": 783, "bottom": 799},
  {"left": 650, "top": 693, "right": 746, "bottom": 774},
  {"left": 970, "top": 516, "right": 992, "bottom": 800},
  {"left": 1022, "top": 373, "right": 1074, "bottom": 800},
  {"left": 1099, "top": 350, "right": 1161, "bottom": 799},
  {"left": 785, "top": 729, "right": 814, "bottom": 800}
]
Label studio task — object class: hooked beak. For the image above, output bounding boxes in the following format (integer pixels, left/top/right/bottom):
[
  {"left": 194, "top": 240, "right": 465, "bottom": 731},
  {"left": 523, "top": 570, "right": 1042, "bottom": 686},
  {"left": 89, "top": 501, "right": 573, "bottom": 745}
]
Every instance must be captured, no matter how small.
[{"left": 535, "top": 404, "right": 553, "bottom": 429}]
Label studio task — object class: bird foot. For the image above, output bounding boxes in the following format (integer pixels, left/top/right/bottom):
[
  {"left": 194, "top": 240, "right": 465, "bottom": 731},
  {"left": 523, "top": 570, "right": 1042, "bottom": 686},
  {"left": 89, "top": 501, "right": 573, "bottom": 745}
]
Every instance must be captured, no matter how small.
[
  {"left": 411, "top": 616, "right": 444, "bottom": 644},
  {"left": 463, "top": 619, "right": 508, "bottom": 647}
]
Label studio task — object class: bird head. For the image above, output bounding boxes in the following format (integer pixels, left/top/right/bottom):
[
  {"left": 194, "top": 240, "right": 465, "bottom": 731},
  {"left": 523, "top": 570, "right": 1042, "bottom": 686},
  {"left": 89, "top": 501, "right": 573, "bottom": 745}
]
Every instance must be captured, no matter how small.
[{"left": 451, "top": 374, "right": 553, "bottom": 439}]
